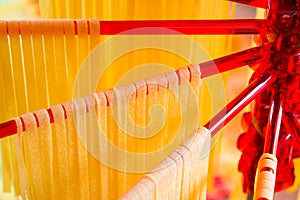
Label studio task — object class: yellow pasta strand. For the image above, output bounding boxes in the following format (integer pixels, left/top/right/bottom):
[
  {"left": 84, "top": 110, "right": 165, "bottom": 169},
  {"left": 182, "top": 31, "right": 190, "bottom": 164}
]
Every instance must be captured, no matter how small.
[
  {"left": 1, "top": 138, "right": 12, "bottom": 193},
  {"left": 19, "top": 21, "right": 39, "bottom": 112},
  {"left": 0, "top": 21, "right": 19, "bottom": 194},
  {"left": 52, "top": 22, "right": 68, "bottom": 103},
  {"left": 31, "top": 20, "right": 50, "bottom": 108},
  {"left": 8, "top": 21, "right": 28, "bottom": 115},
  {"left": 43, "top": 21, "right": 58, "bottom": 106},
  {"left": 63, "top": 19, "right": 79, "bottom": 100}
]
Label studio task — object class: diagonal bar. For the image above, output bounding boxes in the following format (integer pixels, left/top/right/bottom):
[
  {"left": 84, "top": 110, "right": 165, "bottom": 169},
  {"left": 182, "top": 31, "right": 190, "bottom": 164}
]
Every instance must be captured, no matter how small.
[
  {"left": 200, "top": 46, "right": 264, "bottom": 78},
  {"left": 205, "top": 72, "right": 276, "bottom": 136}
]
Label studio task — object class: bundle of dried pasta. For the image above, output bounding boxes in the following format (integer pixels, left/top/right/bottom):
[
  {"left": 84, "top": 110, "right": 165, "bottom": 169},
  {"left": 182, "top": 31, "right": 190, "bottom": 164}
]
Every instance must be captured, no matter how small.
[
  {"left": 0, "top": 19, "right": 103, "bottom": 194},
  {"left": 11, "top": 64, "right": 206, "bottom": 199},
  {"left": 121, "top": 127, "right": 210, "bottom": 200}
]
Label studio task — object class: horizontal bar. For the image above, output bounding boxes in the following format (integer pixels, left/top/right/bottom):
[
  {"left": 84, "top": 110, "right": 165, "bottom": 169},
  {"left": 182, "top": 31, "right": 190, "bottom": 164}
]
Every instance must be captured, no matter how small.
[
  {"left": 100, "top": 19, "right": 266, "bottom": 35},
  {"left": 205, "top": 72, "right": 276, "bottom": 136},
  {"left": 0, "top": 108, "right": 56, "bottom": 139},
  {"left": 200, "top": 46, "right": 264, "bottom": 78},
  {"left": 229, "top": 0, "right": 269, "bottom": 9},
  {"left": 0, "top": 120, "right": 18, "bottom": 139},
  {"left": 2, "top": 19, "right": 267, "bottom": 35}
]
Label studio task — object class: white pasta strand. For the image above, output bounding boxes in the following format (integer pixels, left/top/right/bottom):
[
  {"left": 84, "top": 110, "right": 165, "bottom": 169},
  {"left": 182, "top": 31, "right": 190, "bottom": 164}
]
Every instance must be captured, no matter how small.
[{"left": 120, "top": 127, "right": 211, "bottom": 200}]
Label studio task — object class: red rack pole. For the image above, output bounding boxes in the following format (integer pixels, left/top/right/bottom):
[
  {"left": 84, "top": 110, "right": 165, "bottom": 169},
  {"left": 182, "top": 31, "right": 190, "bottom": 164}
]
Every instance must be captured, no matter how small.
[
  {"left": 4, "top": 19, "right": 266, "bottom": 35},
  {"left": 99, "top": 19, "right": 266, "bottom": 35},
  {"left": 0, "top": 108, "right": 56, "bottom": 139},
  {"left": 0, "top": 120, "right": 18, "bottom": 139},
  {"left": 252, "top": 91, "right": 283, "bottom": 200},
  {"left": 205, "top": 72, "right": 276, "bottom": 136},
  {"left": 200, "top": 46, "right": 264, "bottom": 78},
  {"left": 263, "top": 92, "right": 283, "bottom": 155}
]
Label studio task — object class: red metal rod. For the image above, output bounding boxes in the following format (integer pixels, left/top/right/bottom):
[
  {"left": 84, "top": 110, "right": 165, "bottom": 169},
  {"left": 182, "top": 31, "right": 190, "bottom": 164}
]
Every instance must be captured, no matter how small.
[
  {"left": 0, "top": 108, "right": 56, "bottom": 139},
  {"left": 263, "top": 92, "right": 283, "bottom": 155},
  {"left": 4, "top": 19, "right": 266, "bottom": 35},
  {"left": 200, "top": 46, "right": 264, "bottom": 78},
  {"left": 205, "top": 72, "right": 276, "bottom": 136},
  {"left": 228, "top": 0, "right": 269, "bottom": 9},
  {"left": 99, "top": 19, "right": 266, "bottom": 35},
  {"left": 0, "top": 120, "right": 18, "bottom": 139}
]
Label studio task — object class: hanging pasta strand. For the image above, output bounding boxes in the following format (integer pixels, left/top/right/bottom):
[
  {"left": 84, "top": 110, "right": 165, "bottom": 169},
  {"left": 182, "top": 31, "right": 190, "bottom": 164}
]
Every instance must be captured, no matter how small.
[
  {"left": 121, "top": 127, "right": 211, "bottom": 199},
  {"left": 33, "top": 109, "right": 54, "bottom": 199},
  {"left": 19, "top": 21, "right": 39, "bottom": 112},
  {"left": 19, "top": 113, "right": 43, "bottom": 199},
  {"left": 84, "top": 95, "right": 104, "bottom": 200},
  {"left": 62, "top": 101, "right": 81, "bottom": 199},
  {"left": 31, "top": 20, "right": 49, "bottom": 108},
  {"left": 63, "top": 19, "right": 79, "bottom": 99},
  {"left": 50, "top": 104, "right": 70, "bottom": 199},
  {"left": 74, "top": 98, "right": 90, "bottom": 199},
  {"left": 0, "top": 20, "right": 22, "bottom": 195}
]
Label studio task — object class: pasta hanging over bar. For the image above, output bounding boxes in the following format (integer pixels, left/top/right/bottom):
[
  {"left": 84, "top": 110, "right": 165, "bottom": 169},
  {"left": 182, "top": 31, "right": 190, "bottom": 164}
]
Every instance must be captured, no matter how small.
[
  {"left": 11, "top": 64, "right": 210, "bottom": 199},
  {"left": 121, "top": 127, "right": 210, "bottom": 200}
]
